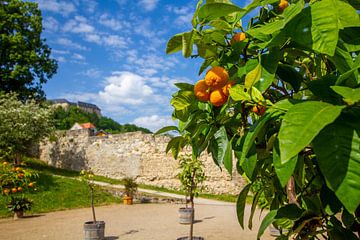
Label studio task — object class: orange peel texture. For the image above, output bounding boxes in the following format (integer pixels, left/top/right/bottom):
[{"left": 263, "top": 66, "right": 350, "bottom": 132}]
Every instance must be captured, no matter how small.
[
  {"left": 231, "top": 32, "right": 246, "bottom": 44},
  {"left": 194, "top": 79, "right": 210, "bottom": 102},
  {"left": 205, "top": 66, "right": 229, "bottom": 89},
  {"left": 210, "top": 88, "right": 228, "bottom": 107},
  {"left": 222, "top": 80, "right": 236, "bottom": 96},
  {"left": 278, "top": 0, "right": 288, "bottom": 11}
]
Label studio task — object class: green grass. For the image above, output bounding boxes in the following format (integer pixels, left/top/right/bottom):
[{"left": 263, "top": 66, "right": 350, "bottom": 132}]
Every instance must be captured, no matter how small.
[{"left": 0, "top": 167, "right": 120, "bottom": 218}]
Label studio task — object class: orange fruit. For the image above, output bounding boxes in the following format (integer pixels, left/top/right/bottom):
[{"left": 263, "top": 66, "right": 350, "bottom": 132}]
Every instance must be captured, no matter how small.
[
  {"left": 252, "top": 105, "right": 266, "bottom": 116},
  {"left": 205, "top": 66, "right": 229, "bottom": 89},
  {"left": 210, "top": 88, "right": 228, "bottom": 107},
  {"left": 231, "top": 32, "right": 246, "bottom": 44},
  {"left": 3, "top": 188, "right": 9, "bottom": 195},
  {"left": 17, "top": 173, "right": 24, "bottom": 178},
  {"left": 11, "top": 188, "right": 17, "bottom": 193},
  {"left": 278, "top": 0, "right": 288, "bottom": 11},
  {"left": 15, "top": 167, "right": 21, "bottom": 172},
  {"left": 17, "top": 187, "right": 23, "bottom": 192},
  {"left": 28, "top": 182, "right": 34, "bottom": 188},
  {"left": 222, "top": 81, "right": 236, "bottom": 96},
  {"left": 194, "top": 79, "right": 210, "bottom": 102}
]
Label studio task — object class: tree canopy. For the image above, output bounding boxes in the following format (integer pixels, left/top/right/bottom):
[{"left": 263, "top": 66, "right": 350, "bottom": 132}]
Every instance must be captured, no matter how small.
[
  {"left": 0, "top": 0, "right": 57, "bottom": 100},
  {"left": 162, "top": 0, "right": 360, "bottom": 238}
]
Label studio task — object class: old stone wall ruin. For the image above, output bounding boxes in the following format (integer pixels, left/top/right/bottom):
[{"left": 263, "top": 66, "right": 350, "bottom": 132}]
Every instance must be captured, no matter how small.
[{"left": 38, "top": 130, "right": 246, "bottom": 195}]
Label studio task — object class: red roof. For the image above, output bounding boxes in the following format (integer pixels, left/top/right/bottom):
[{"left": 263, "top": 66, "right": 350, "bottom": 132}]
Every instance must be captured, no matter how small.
[{"left": 80, "top": 123, "right": 96, "bottom": 129}]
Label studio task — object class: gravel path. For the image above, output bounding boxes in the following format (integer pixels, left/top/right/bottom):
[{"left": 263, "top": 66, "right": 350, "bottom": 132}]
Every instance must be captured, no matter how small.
[{"left": 0, "top": 202, "right": 274, "bottom": 240}]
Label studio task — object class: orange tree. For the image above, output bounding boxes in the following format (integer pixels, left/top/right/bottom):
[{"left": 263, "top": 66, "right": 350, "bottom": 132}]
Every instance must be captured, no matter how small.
[{"left": 160, "top": 0, "right": 360, "bottom": 239}]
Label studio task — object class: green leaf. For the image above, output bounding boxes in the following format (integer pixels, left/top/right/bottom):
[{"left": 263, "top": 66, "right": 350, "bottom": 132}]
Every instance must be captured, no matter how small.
[
  {"left": 209, "top": 19, "right": 232, "bottom": 31},
  {"left": 276, "top": 204, "right": 305, "bottom": 220},
  {"left": 166, "top": 33, "right": 183, "bottom": 54},
  {"left": 170, "top": 90, "right": 195, "bottom": 111},
  {"left": 212, "top": 126, "right": 232, "bottom": 173},
  {"left": 154, "top": 126, "right": 178, "bottom": 135},
  {"left": 229, "top": 85, "right": 251, "bottom": 102},
  {"left": 182, "top": 31, "right": 194, "bottom": 58},
  {"left": 257, "top": 210, "right": 277, "bottom": 239},
  {"left": 198, "top": 3, "right": 244, "bottom": 21},
  {"left": 166, "top": 136, "right": 185, "bottom": 159},
  {"left": 236, "top": 183, "right": 251, "bottom": 229},
  {"left": 278, "top": 101, "right": 344, "bottom": 164},
  {"left": 174, "top": 83, "right": 194, "bottom": 91},
  {"left": 198, "top": 58, "right": 214, "bottom": 75},
  {"left": 241, "top": 144, "right": 257, "bottom": 180},
  {"left": 273, "top": 139, "right": 298, "bottom": 187},
  {"left": 339, "top": 27, "right": 360, "bottom": 52},
  {"left": 245, "top": 62, "right": 262, "bottom": 89},
  {"left": 313, "top": 117, "right": 360, "bottom": 213},
  {"left": 331, "top": 86, "right": 360, "bottom": 105},
  {"left": 248, "top": 188, "right": 262, "bottom": 229},
  {"left": 276, "top": 64, "right": 303, "bottom": 92}
]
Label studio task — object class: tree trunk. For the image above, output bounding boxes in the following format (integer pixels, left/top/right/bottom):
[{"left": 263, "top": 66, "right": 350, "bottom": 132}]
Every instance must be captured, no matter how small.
[
  {"left": 189, "top": 194, "right": 194, "bottom": 240},
  {"left": 15, "top": 153, "right": 21, "bottom": 165},
  {"left": 286, "top": 176, "right": 300, "bottom": 207},
  {"left": 91, "top": 187, "right": 97, "bottom": 223}
]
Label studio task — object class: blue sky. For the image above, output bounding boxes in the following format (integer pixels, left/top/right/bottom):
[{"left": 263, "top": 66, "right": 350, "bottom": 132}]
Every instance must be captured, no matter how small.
[{"left": 34, "top": 0, "right": 249, "bottom": 132}]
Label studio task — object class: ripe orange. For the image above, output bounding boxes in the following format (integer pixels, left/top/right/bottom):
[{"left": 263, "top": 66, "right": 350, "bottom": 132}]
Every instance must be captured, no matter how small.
[
  {"left": 194, "top": 79, "right": 210, "bottom": 102},
  {"left": 278, "top": 0, "right": 288, "bottom": 11},
  {"left": 17, "top": 173, "right": 24, "bottom": 178},
  {"left": 28, "top": 182, "right": 34, "bottom": 188},
  {"left": 210, "top": 88, "right": 228, "bottom": 107},
  {"left": 15, "top": 167, "right": 21, "bottom": 172},
  {"left": 3, "top": 188, "right": 9, "bottom": 195},
  {"left": 11, "top": 188, "right": 17, "bottom": 193},
  {"left": 205, "top": 66, "right": 229, "bottom": 89},
  {"left": 222, "top": 81, "right": 236, "bottom": 96},
  {"left": 231, "top": 32, "right": 246, "bottom": 44},
  {"left": 17, "top": 187, "right": 23, "bottom": 192},
  {"left": 252, "top": 105, "right": 266, "bottom": 116}
]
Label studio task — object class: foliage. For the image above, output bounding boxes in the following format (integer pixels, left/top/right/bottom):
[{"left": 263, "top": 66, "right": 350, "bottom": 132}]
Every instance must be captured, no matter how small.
[
  {"left": 0, "top": 93, "right": 54, "bottom": 163},
  {"left": 178, "top": 154, "right": 206, "bottom": 201},
  {"left": 123, "top": 177, "right": 138, "bottom": 197},
  {"left": 80, "top": 169, "right": 98, "bottom": 223},
  {"left": 0, "top": 0, "right": 57, "bottom": 100},
  {"left": 53, "top": 106, "right": 151, "bottom": 133},
  {"left": 0, "top": 161, "right": 38, "bottom": 213},
  {"left": 164, "top": 0, "right": 360, "bottom": 239}
]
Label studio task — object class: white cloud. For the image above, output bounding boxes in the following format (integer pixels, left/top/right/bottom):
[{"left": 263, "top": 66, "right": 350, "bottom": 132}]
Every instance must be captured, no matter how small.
[
  {"left": 63, "top": 16, "right": 95, "bottom": 33},
  {"left": 99, "top": 71, "right": 154, "bottom": 105},
  {"left": 167, "top": 5, "right": 193, "bottom": 26},
  {"left": 102, "top": 35, "right": 127, "bottom": 48},
  {"left": 84, "top": 34, "right": 102, "bottom": 44},
  {"left": 56, "top": 56, "right": 66, "bottom": 63},
  {"left": 72, "top": 53, "right": 85, "bottom": 61},
  {"left": 138, "top": 0, "right": 159, "bottom": 11},
  {"left": 99, "top": 14, "right": 123, "bottom": 31},
  {"left": 57, "top": 38, "right": 87, "bottom": 50},
  {"left": 36, "top": 0, "right": 76, "bottom": 15},
  {"left": 43, "top": 17, "right": 59, "bottom": 32},
  {"left": 132, "top": 115, "right": 175, "bottom": 133},
  {"left": 79, "top": 68, "right": 102, "bottom": 78}
]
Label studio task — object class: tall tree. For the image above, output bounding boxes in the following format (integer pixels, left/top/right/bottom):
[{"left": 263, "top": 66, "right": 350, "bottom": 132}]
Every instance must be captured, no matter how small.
[{"left": 0, "top": 0, "right": 57, "bottom": 100}]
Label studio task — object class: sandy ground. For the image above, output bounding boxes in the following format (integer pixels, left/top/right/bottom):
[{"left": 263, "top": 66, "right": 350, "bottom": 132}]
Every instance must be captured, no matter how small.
[{"left": 0, "top": 202, "right": 274, "bottom": 240}]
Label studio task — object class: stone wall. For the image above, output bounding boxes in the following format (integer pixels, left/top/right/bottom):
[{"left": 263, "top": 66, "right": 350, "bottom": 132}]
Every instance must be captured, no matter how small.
[{"left": 38, "top": 130, "right": 246, "bottom": 195}]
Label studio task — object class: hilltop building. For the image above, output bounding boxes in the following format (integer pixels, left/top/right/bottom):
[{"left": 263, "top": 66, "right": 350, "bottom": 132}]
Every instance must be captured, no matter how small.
[{"left": 50, "top": 99, "right": 101, "bottom": 116}]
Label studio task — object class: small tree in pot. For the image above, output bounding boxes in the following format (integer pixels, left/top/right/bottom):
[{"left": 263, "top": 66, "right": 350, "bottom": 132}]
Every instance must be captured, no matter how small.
[
  {"left": 80, "top": 170, "right": 105, "bottom": 240},
  {"left": 178, "top": 154, "right": 206, "bottom": 240},
  {"left": 122, "top": 177, "right": 138, "bottom": 205}
]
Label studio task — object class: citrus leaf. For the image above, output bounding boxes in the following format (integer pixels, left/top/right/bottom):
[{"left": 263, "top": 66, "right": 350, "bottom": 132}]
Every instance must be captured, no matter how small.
[
  {"left": 154, "top": 126, "right": 178, "bottom": 135},
  {"left": 212, "top": 126, "right": 232, "bottom": 173},
  {"left": 278, "top": 101, "right": 344, "bottom": 164},
  {"left": 257, "top": 210, "right": 277, "bottom": 239},
  {"left": 166, "top": 33, "right": 183, "bottom": 54},
  {"left": 273, "top": 139, "right": 298, "bottom": 187},
  {"left": 313, "top": 117, "right": 360, "bottom": 213},
  {"left": 276, "top": 64, "right": 303, "bottom": 92},
  {"left": 182, "top": 31, "right": 194, "bottom": 58},
  {"left": 229, "top": 85, "right": 251, "bottom": 102},
  {"left": 245, "top": 62, "right": 262, "bottom": 89},
  {"left": 170, "top": 90, "right": 195, "bottom": 111},
  {"left": 198, "top": 3, "right": 244, "bottom": 21},
  {"left": 166, "top": 136, "right": 185, "bottom": 159},
  {"left": 236, "top": 183, "right": 252, "bottom": 229},
  {"left": 331, "top": 86, "right": 360, "bottom": 105}
]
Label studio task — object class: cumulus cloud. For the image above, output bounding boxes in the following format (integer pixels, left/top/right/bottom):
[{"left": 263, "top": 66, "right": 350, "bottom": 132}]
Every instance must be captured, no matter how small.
[
  {"left": 138, "top": 0, "right": 159, "bottom": 11},
  {"left": 72, "top": 53, "right": 85, "bottom": 61},
  {"left": 43, "top": 17, "right": 59, "bottom": 32},
  {"left": 36, "top": 0, "right": 76, "bottom": 15},
  {"left": 63, "top": 16, "right": 95, "bottom": 33},
  {"left": 99, "top": 14, "right": 123, "bottom": 31},
  {"left": 99, "top": 71, "right": 154, "bottom": 105},
  {"left": 132, "top": 115, "right": 175, "bottom": 133},
  {"left": 57, "top": 38, "right": 87, "bottom": 50},
  {"left": 78, "top": 68, "right": 102, "bottom": 78}
]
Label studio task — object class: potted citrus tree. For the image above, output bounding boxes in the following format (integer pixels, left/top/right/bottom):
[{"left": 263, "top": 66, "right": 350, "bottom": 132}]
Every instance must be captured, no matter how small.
[
  {"left": 0, "top": 161, "right": 38, "bottom": 219},
  {"left": 122, "top": 177, "right": 137, "bottom": 205},
  {"left": 177, "top": 154, "right": 206, "bottom": 240},
  {"left": 80, "top": 170, "right": 105, "bottom": 240}
]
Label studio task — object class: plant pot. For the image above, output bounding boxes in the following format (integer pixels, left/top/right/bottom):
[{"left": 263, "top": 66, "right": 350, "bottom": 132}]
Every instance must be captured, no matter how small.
[
  {"left": 123, "top": 196, "right": 133, "bottom": 205},
  {"left": 84, "top": 221, "right": 105, "bottom": 240},
  {"left": 13, "top": 210, "right": 24, "bottom": 220},
  {"left": 176, "top": 237, "right": 204, "bottom": 240},
  {"left": 179, "top": 207, "right": 194, "bottom": 224}
]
